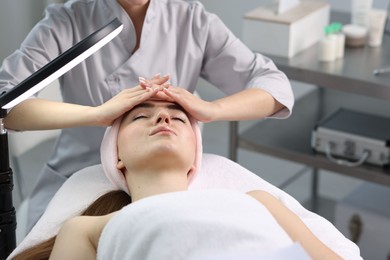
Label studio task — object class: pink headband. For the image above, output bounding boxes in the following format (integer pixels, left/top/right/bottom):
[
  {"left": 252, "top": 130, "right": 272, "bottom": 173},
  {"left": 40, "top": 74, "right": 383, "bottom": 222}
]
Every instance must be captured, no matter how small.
[{"left": 100, "top": 114, "right": 202, "bottom": 194}]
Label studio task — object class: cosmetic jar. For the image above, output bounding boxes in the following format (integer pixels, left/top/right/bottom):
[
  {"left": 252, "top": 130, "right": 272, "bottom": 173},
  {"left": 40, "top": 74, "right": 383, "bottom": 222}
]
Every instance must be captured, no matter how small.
[{"left": 342, "top": 24, "right": 367, "bottom": 48}]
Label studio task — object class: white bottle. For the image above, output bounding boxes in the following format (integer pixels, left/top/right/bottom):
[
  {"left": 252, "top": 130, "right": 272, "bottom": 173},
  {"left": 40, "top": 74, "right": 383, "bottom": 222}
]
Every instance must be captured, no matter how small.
[
  {"left": 319, "top": 26, "right": 337, "bottom": 62},
  {"left": 332, "top": 23, "right": 345, "bottom": 59},
  {"left": 351, "top": 0, "right": 373, "bottom": 28}
]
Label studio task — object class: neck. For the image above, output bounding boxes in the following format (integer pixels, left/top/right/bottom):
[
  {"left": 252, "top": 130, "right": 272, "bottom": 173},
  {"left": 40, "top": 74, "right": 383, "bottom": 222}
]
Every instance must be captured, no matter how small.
[
  {"left": 126, "top": 169, "right": 188, "bottom": 202},
  {"left": 118, "top": 0, "right": 150, "bottom": 24},
  {"left": 118, "top": 0, "right": 150, "bottom": 52}
]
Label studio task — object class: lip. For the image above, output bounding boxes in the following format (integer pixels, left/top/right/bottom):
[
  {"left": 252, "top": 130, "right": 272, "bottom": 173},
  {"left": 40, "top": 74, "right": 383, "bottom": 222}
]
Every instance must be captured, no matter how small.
[{"left": 150, "top": 126, "right": 177, "bottom": 136}]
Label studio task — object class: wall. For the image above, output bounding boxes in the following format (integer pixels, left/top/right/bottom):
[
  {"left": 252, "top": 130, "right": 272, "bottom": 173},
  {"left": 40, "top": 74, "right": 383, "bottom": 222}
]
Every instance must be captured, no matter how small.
[
  {"left": 1, "top": 0, "right": 389, "bottom": 62},
  {"left": 0, "top": 0, "right": 47, "bottom": 61},
  {"left": 199, "top": 0, "right": 389, "bottom": 38}
]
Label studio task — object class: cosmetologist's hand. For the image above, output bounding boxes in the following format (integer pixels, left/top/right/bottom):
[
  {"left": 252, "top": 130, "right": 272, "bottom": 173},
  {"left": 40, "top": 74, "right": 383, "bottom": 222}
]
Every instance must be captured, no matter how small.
[
  {"left": 161, "top": 86, "right": 216, "bottom": 122},
  {"left": 94, "top": 75, "right": 170, "bottom": 126}
]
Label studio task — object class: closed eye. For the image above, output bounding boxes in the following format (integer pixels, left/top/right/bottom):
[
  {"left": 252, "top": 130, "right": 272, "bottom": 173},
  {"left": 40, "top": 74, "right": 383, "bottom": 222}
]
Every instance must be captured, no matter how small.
[
  {"left": 173, "top": 117, "right": 186, "bottom": 123},
  {"left": 133, "top": 115, "right": 147, "bottom": 121}
]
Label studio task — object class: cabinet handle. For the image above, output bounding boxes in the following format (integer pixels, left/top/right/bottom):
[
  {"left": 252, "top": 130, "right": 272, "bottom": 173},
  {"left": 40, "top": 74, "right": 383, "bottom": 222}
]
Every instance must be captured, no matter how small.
[{"left": 325, "top": 143, "right": 371, "bottom": 167}]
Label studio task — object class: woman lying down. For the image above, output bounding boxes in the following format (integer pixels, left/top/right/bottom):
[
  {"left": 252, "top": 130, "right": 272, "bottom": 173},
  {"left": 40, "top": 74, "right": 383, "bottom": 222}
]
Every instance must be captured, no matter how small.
[{"left": 15, "top": 98, "right": 344, "bottom": 260}]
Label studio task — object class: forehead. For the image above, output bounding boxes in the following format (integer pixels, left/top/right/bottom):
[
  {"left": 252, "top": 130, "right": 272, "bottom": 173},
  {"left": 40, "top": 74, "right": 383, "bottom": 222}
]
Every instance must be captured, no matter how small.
[{"left": 120, "top": 101, "right": 190, "bottom": 125}]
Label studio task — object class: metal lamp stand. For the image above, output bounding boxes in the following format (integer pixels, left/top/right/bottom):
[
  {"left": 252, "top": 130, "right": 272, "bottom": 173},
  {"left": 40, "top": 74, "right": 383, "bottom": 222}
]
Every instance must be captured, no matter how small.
[{"left": 0, "top": 109, "right": 16, "bottom": 259}]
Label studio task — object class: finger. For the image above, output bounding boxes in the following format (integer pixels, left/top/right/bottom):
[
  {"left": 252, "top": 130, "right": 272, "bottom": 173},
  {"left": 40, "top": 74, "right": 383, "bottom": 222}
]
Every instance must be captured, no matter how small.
[
  {"left": 162, "top": 87, "right": 181, "bottom": 100},
  {"left": 149, "top": 74, "right": 170, "bottom": 85},
  {"left": 120, "top": 88, "right": 158, "bottom": 112},
  {"left": 147, "top": 82, "right": 171, "bottom": 91},
  {"left": 116, "top": 86, "right": 156, "bottom": 102},
  {"left": 151, "top": 91, "right": 175, "bottom": 102},
  {"left": 119, "top": 85, "right": 146, "bottom": 93},
  {"left": 138, "top": 76, "right": 147, "bottom": 83},
  {"left": 152, "top": 73, "right": 161, "bottom": 80},
  {"left": 139, "top": 82, "right": 152, "bottom": 90}
]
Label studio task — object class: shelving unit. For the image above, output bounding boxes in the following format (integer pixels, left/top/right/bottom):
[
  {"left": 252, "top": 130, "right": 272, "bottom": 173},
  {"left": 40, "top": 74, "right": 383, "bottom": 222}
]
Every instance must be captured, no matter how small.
[
  {"left": 236, "top": 90, "right": 390, "bottom": 187},
  {"left": 230, "top": 11, "right": 390, "bottom": 211}
]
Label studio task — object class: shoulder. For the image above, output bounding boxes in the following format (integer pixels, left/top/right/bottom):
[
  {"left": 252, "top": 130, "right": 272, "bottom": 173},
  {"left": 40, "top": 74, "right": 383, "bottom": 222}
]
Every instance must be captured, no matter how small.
[
  {"left": 247, "top": 190, "right": 279, "bottom": 204},
  {"left": 45, "top": 0, "right": 95, "bottom": 18},
  {"left": 45, "top": 0, "right": 105, "bottom": 28},
  {"left": 40, "top": 0, "right": 108, "bottom": 46},
  {"left": 60, "top": 213, "right": 116, "bottom": 244},
  {"left": 162, "top": 0, "right": 227, "bottom": 40},
  {"left": 165, "top": 0, "right": 204, "bottom": 10},
  {"left": 163, "top": 0, "right": 217, "bottom": 23},
  {"left": 61, "top": 213, "right": 115, "bottom": 232}
]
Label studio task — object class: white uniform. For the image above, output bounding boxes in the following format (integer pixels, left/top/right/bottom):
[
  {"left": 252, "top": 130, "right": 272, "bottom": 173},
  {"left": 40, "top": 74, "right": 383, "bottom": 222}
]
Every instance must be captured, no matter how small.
[{"left": 0, "top": 0, "right": 294, "bottom": 230}]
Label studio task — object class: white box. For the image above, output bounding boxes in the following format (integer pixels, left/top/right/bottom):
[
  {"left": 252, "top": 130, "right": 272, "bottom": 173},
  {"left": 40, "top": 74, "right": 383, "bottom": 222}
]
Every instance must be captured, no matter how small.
[
  {"left": 242, "top": 1, "right": 330, "bottom": 58},
  {"left": 335, "top": 183, "right": 390, "bottom": 260}
]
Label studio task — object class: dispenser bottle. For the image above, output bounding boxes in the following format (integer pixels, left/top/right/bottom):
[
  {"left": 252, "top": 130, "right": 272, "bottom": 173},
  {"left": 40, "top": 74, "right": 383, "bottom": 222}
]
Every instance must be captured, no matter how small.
[
  {"left": 332, "top": 22, "right": 346, "bottom": 59},
  {"left": 319, "top": 25, "right": 337, "bottom": 62}
]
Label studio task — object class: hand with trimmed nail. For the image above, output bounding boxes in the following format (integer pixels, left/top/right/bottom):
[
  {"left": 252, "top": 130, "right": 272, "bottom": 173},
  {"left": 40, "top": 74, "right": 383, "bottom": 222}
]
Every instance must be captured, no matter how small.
[
  {"left": 139, "top": 74, "right": 171, "bottom": 91},
  {"left": 161, "top": 86, "right": 214, "bottom": 123},
  {"left": 138, "top": 75, "right": 213, "bottom": 122},
  {"left": 93, "top": 74, "right": 171, "bottom": 126}
]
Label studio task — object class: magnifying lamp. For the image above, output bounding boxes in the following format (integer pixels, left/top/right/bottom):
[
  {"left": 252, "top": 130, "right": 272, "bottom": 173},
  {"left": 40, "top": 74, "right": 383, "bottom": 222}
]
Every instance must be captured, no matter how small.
[{"left": 0, "top": 17, "right": 123, "bottom": 258}]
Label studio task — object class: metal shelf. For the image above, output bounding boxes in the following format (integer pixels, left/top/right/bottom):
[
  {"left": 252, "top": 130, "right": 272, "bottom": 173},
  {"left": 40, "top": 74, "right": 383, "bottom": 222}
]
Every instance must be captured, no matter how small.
[
  {"left": 237, "top": 90, "right": 390, "bottom": 187},
  {"left": 266, "top": 12, "right": 390, "bottom": 101}
]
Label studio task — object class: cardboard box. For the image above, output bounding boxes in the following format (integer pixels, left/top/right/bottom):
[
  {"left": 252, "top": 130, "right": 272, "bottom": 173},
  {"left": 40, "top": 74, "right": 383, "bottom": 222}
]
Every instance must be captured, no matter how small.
[
  {"left": 242, "top": 1, "right": 330, "bottom": 58},
  {"left": 335, "top": 183, "right": 390, "bottom": 260}
]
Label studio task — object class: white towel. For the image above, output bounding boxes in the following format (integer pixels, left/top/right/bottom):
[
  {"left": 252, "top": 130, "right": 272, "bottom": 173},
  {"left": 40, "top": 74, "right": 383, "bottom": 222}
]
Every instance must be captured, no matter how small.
[
  {"left": 9, "top": 154, "right": 362, "bottom": 259},
  {"left": 97, "top": 189, "right": 294, "bottom": 260}
]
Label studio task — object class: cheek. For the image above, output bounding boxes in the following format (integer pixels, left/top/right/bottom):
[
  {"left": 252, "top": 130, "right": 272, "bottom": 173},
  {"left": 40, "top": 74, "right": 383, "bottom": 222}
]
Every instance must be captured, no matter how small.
[
  {"left": 117, "top": 128, "right": 142, "bottom": 158},
  {"left": 184, "top": 128, "right": 197, "bottom": 158}
]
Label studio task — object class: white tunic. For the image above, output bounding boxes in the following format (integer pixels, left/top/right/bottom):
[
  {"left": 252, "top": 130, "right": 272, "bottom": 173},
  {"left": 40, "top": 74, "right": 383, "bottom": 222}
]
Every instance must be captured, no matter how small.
[
  {"left": 97, "top": 189, "right": 294, "bottom": 260},
  {"left": 0, "top": 0, "right": 294, "bottom": 225}
]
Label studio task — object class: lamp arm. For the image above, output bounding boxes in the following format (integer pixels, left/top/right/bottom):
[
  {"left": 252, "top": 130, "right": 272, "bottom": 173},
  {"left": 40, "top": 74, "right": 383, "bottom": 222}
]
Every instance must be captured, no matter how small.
[
  {"left": 0, "top": 109, "right": 16, "bottom": 259},
  {"left": 0, "top": 18, "right": 123, "bottom": 259}
]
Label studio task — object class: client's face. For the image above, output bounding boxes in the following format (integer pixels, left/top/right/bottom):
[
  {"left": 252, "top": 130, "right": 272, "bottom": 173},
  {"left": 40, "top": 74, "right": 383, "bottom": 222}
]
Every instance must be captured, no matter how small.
[{"left": 116, "top": 100, "right": 197, "bottom": 175}]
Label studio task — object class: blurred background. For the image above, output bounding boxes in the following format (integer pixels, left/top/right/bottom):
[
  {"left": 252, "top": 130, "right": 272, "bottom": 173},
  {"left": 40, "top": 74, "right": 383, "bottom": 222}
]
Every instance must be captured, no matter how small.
[{"left": 1, "top": 0, "right": 390, "bottom": 259}]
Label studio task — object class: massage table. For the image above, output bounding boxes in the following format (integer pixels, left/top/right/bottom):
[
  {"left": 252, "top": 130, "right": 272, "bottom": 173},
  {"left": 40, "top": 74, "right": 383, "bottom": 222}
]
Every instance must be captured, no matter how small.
[{"left": 8, "top": 153, "right": 362, "bottom": 259}]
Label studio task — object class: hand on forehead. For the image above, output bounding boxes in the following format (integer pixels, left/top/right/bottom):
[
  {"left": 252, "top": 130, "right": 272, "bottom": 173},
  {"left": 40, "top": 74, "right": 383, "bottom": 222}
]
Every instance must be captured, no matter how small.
[{"left": 139, "top": 74, "right": 175, "bottom": 102}]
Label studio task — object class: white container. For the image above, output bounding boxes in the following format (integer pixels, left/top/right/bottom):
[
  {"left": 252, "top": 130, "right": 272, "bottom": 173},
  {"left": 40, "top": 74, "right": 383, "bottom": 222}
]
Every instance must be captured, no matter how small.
[
  {"left": 242, "top": 1, "right": 330, "bottom": 58},
  {"left": 351, "top": 0, "right": 373, "bottom": 28},
  {"left": 318, "top": 34, "right": 337, "bottom": 62},
  {"left": 335, "top": 33, "right": 345, "bottom": 58},
  {"left": 368, "top": 9, "right": 388, "bottom": 47},
  {"left": 335, "top": 182, "right": 390, "bottom": 260},
  {"left": 343, "top": 24, "right": 367, "bottom": 48}
]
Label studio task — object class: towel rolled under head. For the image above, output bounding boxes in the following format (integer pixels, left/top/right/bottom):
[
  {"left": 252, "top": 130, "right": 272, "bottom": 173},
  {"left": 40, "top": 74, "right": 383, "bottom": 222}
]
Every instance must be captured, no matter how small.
[{"left": 100, "top": 111, "right": 202, "bottom": 194}]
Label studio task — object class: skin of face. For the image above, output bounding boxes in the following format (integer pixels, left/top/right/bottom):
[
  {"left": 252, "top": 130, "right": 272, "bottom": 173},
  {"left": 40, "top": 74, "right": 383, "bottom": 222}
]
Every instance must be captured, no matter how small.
[{"left": 116, "top": 100, "right": 197, "bottom": 180}]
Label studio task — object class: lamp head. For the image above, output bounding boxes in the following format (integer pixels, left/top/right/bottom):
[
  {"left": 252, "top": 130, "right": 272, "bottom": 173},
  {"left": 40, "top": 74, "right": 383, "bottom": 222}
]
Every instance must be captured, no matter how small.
[{"left": 0, "top": 18, "right": 123, "bottom": 110}]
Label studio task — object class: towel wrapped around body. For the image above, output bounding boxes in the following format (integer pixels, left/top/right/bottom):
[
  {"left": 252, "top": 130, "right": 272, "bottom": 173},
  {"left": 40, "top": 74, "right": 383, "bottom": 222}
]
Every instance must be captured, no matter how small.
[
  {"left": 97, "top": 189, "right": 298, "bottom": 260},
  {"left": 9, "top": 155, "right": 362, "bottom": 260}
]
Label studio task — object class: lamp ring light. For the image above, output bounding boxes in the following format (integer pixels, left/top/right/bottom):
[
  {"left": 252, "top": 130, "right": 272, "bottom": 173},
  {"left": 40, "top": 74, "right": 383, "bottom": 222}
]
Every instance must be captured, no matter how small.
[
  {"left": 0, "top": 17, "right": 123, "bottom": 259},
  {"left": 0, "top": 18, "right": 123, "bottom": 109}
]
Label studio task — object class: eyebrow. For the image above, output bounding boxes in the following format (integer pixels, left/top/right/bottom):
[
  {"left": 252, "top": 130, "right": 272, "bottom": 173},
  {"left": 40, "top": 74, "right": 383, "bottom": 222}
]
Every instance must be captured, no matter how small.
[{"left": 130, "top": 102, "right": 188, "bottom": 115}]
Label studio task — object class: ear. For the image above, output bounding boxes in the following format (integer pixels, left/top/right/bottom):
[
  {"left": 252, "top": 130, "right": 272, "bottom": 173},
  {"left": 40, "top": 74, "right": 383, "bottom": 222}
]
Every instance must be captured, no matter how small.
[
  {"left": 187, "top": 165, "right": 196, "bottom": 181},
  {"left": 116, "top": 159, "right": 125, "bottom": 171}
]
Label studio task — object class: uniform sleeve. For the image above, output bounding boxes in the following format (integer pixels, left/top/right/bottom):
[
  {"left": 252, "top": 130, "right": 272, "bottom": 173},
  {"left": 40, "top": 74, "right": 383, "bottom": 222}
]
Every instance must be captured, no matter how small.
[
  {"left": 193, "top": 4, "right": 294, "bottom": 118},
  {"left": 0, "top": 4, "right": 75, "bottom": 110}
]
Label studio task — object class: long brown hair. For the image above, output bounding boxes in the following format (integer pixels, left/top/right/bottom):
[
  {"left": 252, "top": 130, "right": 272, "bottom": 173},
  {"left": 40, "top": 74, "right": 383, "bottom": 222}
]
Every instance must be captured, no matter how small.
[{"left": 12, "top": 190, "right": 131, "bottom": 260}]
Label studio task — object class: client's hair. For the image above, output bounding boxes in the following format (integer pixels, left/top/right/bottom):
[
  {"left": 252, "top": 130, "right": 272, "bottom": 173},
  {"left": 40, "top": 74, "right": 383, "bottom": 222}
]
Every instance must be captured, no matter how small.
[{"left": 13, "top": 190, "right": 131, "bottom": 260}]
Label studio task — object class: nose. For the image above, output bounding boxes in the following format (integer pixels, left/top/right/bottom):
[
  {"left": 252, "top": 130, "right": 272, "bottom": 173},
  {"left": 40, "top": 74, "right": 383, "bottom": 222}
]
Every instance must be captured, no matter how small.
[{"left": 155, "top": 110, "right": 171, "bottom": 125}]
